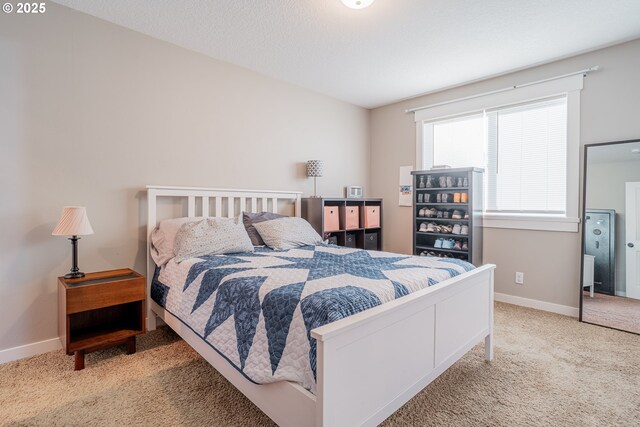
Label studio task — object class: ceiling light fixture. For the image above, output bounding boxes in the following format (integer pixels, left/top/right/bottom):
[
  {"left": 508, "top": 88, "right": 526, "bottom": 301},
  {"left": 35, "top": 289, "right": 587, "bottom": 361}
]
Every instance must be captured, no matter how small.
[{"left": 341, "top": 0, "right": 375, "bottom": 9}]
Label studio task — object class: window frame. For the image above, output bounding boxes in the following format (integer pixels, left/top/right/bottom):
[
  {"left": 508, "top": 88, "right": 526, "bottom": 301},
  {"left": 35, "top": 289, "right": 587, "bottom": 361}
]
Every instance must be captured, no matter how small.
[{"left": 415, "top": 74, "right": 582, "bottom": 232}]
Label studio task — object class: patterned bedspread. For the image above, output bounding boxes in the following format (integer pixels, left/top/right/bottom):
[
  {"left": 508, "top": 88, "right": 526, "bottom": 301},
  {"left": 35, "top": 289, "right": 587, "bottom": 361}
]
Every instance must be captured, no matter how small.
[{"left": 152, "top": 244, "right": 474, "bottom": 393}]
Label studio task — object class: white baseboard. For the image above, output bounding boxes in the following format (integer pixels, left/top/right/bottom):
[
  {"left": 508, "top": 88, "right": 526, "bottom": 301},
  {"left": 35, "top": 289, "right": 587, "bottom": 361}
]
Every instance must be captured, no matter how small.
[
  {"left": 616, "top": 291, "right": 627, "bottom": 297},
  {"left": 0, "top": 338, "right": 62, "bottom": 365},
  {"left": 494, "top": 292, "right": 579, "bottom": 317}
]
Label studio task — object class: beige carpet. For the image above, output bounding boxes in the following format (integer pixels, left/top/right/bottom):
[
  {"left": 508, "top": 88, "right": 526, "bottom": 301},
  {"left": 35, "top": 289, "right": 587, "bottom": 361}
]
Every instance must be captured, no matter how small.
[
  {"left": 582, "top": 291, "right": 640, "bottom": 334},
  {"left": 1, "top": 302, "right": 639, "bottom": 426}
]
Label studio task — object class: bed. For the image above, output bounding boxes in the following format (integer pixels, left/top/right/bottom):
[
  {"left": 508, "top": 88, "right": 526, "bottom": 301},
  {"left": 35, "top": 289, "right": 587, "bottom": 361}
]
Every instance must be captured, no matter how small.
[{"left": 146, "top": 185, "right": 495, "bottom": 427}]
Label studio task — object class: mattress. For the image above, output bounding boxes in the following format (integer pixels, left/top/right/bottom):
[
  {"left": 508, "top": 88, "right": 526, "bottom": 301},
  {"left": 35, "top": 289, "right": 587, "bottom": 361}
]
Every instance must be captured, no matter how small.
[{"left": 151, "top": 244, "right": 475, "bottom": 393}]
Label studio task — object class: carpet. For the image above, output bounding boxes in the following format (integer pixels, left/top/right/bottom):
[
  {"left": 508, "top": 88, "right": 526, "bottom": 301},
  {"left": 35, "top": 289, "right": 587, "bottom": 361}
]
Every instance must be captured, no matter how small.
[
  {"left": 1, "top": 302, "right": 639, "bottom": 426},
  {"left": 582, "top": 291, "right": 640, "bottom": 334}
]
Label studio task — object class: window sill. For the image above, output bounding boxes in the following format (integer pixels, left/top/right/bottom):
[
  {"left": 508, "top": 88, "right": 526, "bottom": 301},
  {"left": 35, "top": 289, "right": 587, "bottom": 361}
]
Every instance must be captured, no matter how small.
[{"left": 481, "top": 213, "right": 580, "bottom": 232}]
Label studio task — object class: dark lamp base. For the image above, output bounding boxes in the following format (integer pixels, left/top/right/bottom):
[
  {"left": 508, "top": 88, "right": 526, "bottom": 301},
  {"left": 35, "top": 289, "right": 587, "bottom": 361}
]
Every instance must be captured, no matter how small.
[{"left": 64, "top": 271, "right": 85, "bottom": 279}]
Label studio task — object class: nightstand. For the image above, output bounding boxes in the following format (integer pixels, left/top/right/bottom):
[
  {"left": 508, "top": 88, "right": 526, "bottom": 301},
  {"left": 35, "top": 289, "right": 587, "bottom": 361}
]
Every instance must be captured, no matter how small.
[{"left": 58, "top": 268, "right": 146, "bottom": 370}]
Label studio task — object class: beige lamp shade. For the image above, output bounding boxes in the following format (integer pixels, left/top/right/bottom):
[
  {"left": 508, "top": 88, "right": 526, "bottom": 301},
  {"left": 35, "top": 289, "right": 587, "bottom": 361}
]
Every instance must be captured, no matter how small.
[{"left": 52, "top": 206, "right": 94, "bottom": 236}]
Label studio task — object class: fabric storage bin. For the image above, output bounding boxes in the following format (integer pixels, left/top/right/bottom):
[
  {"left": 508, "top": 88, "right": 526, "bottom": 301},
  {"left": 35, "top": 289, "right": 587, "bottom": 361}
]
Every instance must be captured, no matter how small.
[
  {"left": 343, "top": 206, "right": 360, "bottom": 230},
  {"left": 345, "top": 233, "right": 357, "bottom": 248},
  {"left": 323, "top": 206, "right": 340, "bottom": 231},
  {"left": 364, "top": 232, "right": 378, "bottom": 250},
  {"left": 364, "top": 206, "right": 380, "bottom": 228}
]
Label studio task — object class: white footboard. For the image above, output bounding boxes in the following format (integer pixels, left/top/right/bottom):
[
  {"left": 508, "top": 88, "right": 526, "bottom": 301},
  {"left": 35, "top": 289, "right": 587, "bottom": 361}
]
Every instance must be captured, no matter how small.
[{"left": 312, "top": 265, "right": 495, "bottom": 427}]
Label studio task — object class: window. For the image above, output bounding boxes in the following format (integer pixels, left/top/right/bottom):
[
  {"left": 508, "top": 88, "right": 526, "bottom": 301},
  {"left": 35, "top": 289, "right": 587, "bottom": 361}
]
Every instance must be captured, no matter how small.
[
  {"left": 486, "top": 97, "right": 567, "bottom": 215},
  {"left": 432, "top": 114, "right": 485, "bottom": 169},
  {"left": 422, "top": 97, "right": 579, "bottom": 231},
  {"left": 415, "top": 73, "right": 582, "bottom": 232},
  {"left": 427, "top": 97, "right": 568, "bottom": 216}
]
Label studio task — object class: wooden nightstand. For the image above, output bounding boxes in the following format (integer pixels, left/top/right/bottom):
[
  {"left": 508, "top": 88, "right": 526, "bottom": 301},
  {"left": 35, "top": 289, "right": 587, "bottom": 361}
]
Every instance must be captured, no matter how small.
[{"left": 58, "top": 268, "right": 146, "bottom": 370}]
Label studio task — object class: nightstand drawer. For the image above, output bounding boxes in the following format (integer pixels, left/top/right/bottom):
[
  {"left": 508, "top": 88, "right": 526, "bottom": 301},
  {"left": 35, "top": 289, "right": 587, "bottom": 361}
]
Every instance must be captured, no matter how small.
[{"left": 66, "top": 277, "right": 145, "bottom": 314}]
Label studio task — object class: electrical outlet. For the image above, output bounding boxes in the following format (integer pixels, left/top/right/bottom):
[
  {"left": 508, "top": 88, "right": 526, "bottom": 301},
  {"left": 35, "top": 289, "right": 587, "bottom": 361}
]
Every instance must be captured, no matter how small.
[{"left": 515, "top": 272, "right": 524, "bottom": 285}]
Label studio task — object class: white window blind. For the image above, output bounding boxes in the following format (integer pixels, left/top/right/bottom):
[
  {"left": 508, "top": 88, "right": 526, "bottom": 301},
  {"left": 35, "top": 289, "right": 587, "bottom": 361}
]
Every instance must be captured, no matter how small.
[
  {"left": 432, "top": 114, "right": 485, "bottom": 169},
  {"left": 430, "top": 96, "right": 568, "bottom": 216},
  {"left": 486, "top": 97, "right": 567, "bottom": 214}
]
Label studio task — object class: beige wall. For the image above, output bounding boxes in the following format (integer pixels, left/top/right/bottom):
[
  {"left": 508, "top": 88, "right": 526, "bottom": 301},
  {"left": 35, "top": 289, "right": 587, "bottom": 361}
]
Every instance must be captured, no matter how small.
[
  {"left": 371, "top": 38, "right": 640, "bottom": 309},
  {"left": 586, "top": 159, "right": 640, "bottom": 294},
  {"left": 0, "top": 4, "right": 370, "bottom": 352}
]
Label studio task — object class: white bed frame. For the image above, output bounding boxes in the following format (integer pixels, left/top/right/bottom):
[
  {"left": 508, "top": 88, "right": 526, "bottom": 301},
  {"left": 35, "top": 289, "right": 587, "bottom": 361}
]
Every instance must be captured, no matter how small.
[{"left": 146, "top": 185, "right": 495, "bottom": 427}]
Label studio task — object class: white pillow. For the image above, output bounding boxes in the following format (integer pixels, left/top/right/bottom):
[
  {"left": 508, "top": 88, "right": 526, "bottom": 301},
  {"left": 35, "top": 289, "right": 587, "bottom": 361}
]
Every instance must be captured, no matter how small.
[
  {"left": 173, "top": 217, "right": 254, "bottom": 262},
  {"left": 253, "top": 217, "right": 323, "bottom": 250},
  {"left": 150, "top": 217, "right": 204, "bottom": 266}
]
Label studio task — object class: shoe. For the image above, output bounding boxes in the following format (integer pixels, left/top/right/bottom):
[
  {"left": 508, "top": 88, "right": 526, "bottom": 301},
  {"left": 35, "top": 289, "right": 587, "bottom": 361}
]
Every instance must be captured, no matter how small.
[
  {"left": 446, "top": 176, "right": 454, "bottom": 188},
  {"left": 457, "top": 177, "right": 464, "bottom": 187},
  {"left": 426, "top": 223, "right": 437, "bottom": 232},
  {"left": 417, "top": 193, "right": 424, "bottom": 203},
  {"left": 463, "top": 177, "right": 469, "bottom": 187},
  {"left": 443, "top": 210, "right": 450, "bottom": 219},
  {"left": 441, "top": 193, "right": 449, "bottom": 203},
  {"left": 453, "top": 240, "right": 462, "bottom": 250},
  {"left": 426, "top": 175, "right": 435, "bottom": 188},
  {"left": 438, "top": 176, "right": 447, "bottom": 188},
  {"left": 461, "top": 224, "right": 469, "bottom": 235},
  {"left": 424, "top": 193, "right": 431, "bottom": 203},
  {"left": 434, "top": 238, "right": 444, "bottom": 248},
  {"left": 418, "top": 208, "right": 425, "bottom": 217},
  {"left": 436, "top": 193, "right": 442, "bottom": 203},
  {"left": 451, "top": 210, "right": 463, "bottom": 219},
  {"left": 428, "top": 251, "right": 438, "bottom": 256},
  {"left": 420, "top": 251, "right": 428, "bottom": 256},
  {"left": 464, "top": 212, "right": 469, "bottom": 219},
  {"left": 461, "top": 193, "right": 468, "bottom": 203},
  {"left": 425, "top": 208, "right": 438, "bottom": 218},
  {"left": 453, "top": 193, "right": 461, "bottom": 203},
  {"left": 462, "top": 241, "right": 468, "bottom": 251},
  {"left": 442, "top": 239, "right": 455, "bottom": 249},
  {"left": 440, "top": 225, "right": 453, "bottom": 234},
  {"left": 452, "top": 224, "right": 462, "bottom": 234},
  {"left": 419, "top": 222, "right": 428, "bottom": 232},
  {"left": 436, "top": 210, "right": 443, "bottom": 218}
]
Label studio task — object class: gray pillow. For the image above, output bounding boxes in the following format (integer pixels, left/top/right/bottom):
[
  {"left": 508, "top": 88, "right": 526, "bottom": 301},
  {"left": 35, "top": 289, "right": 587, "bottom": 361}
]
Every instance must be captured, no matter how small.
[
  {"left": 243, "top": 211, "right": 286, "bottom": 246},
  {"left": 253, "top": 217, "right": 323, "bottom": 250},
  {"left": 174, "top": 217, "right": 254, "bottom": 262}
]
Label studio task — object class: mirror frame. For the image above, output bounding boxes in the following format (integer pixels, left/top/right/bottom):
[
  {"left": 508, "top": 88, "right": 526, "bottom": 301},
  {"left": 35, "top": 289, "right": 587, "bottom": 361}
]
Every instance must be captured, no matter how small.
[{"left": 580, "top": 138, "right": 640, "bottom": 334}]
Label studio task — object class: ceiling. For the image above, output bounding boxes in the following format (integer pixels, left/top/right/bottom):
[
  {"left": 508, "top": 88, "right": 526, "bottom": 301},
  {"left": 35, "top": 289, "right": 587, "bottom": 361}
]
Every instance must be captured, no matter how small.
[
  {"left": 52, "top": 0, "right": 640, "bottom": 108},
  {"left": 588, "top": 141, "right": 640, "bottom": 164}
]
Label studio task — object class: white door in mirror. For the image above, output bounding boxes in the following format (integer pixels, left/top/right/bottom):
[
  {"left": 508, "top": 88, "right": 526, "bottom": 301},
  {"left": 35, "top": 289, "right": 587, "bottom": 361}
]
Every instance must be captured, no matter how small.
[{"left": 626, "top": 182, "right": 640, "bottom": 299}]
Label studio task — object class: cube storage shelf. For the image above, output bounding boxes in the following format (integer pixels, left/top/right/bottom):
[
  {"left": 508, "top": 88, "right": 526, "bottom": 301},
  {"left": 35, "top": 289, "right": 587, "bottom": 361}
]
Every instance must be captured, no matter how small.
[
  {"left": 412, "top": 167, "right": 483, "bottom": 265},
  {"left": 302, "top": 198, "right": 383, "bottom": 251}
]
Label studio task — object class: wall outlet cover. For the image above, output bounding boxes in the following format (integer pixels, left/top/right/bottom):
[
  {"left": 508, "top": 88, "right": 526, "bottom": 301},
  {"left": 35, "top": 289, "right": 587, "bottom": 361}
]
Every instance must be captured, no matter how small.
[{"left": 515, "top": 272, "right": 524, "bottom": 285}]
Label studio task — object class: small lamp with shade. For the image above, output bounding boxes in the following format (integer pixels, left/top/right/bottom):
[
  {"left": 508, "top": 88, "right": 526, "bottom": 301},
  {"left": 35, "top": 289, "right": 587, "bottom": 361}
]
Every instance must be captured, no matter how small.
[
  {"left": 306, "top": 160, "right": 324, "bottom": 198},
  {"left": 52, "top": 206, "right": 94, "bottom": 279}
]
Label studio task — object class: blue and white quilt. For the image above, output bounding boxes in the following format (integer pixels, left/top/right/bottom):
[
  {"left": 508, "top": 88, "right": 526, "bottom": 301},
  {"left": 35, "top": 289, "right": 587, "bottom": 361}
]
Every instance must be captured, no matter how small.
[{"left": 152, "top": 244, "right": 474, "bottom": 393}]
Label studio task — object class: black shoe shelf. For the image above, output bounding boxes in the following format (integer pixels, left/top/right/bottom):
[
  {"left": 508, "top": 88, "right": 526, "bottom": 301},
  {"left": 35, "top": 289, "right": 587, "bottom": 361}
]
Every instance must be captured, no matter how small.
[{"left": 411, "top": 167, "right": 484, "bottom": 266}]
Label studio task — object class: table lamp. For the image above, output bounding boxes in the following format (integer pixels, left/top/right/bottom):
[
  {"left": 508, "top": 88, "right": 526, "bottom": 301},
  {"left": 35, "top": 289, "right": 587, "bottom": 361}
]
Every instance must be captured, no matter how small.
[
  {"left": 306, "top": 160, "right": 324, "bottom": 198},
  {"left": 52, "top": 206, "right": 94, "bottom": 279}
]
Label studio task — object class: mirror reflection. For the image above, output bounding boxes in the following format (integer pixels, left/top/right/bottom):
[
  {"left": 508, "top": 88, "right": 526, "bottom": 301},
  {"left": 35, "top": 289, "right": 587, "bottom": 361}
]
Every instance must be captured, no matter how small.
[{"left": 582, "top": 140, "right": 640, "bottom": 333}]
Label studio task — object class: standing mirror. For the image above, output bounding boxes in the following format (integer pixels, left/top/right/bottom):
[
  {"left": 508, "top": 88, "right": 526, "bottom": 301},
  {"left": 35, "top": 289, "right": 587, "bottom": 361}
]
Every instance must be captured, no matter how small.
[{"left": 581, "top": 139, "right": 640, "bottom": 334}]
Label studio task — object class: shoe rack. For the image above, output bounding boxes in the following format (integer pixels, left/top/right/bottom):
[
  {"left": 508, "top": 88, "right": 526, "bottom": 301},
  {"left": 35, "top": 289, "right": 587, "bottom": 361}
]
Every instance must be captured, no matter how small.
[{"left": 411, "top": 167, "right": 484, "bottom": 266}]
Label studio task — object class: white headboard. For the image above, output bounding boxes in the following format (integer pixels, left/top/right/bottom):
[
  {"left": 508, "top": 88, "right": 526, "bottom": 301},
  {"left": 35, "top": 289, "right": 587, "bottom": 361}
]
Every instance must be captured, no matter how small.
[{"left": 145, "top": 185, "right": 302, "bottom": 328}]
